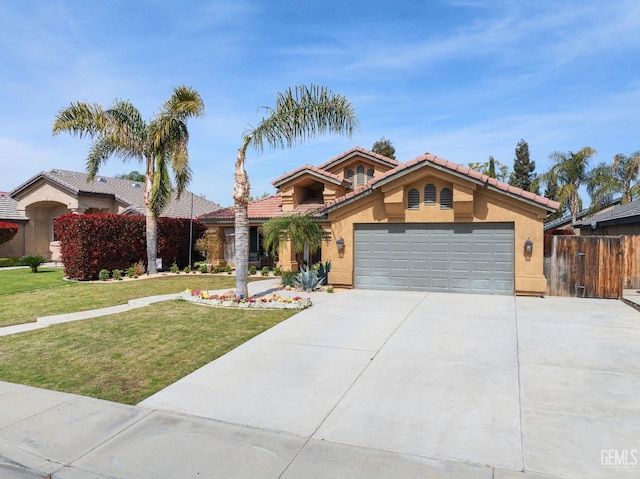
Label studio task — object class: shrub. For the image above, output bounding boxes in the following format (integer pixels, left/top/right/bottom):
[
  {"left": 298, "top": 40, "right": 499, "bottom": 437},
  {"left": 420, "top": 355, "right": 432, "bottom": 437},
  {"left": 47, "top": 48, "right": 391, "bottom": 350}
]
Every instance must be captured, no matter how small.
[
  {"left": 273, "top": 266, "right": 282, "bottom": 276},
  {"left": 0, "top": 257, "right": 27, "bottom": 268},
  {"left": 133, "top": 260, "right": 146, "bottom": 277},
  {"left": 54, "top": 214, "right": 205, "bottom": 280},
  {"left": 326, "top": 286, "right": 334, "bottom": 293},
  {"left": 98, "top": 269, "right": 110, "bottom": 281},
  {"left": 261, "top": 266, "right": 269, "bottom": 276},
  {"left": 225, "top": 265, "right": 232, "bottom": 274},
  {"left": 213, "top": 264, "right": 222, "bottom": 273},
  {"left": 126, "top": 266, "right": 136, "bottom": 278},
  {"left": 183, "top": 265, "right": 191, "bottom": 274},
  {"left": 280, "top": 271, "right": 298, "bottom": 287},
  {"left": 170, "top": 263, "right": 179, "bottom": 274},
  {"left": 21, "top": 254, "right": 47, "bottom": 273},
  {"left": 0, "top": 222, "right": 19, "bottom": 245},
  {"left": 198, "top": 264, "right": 208, "bottom": 273},
  {"left": 248, "top": 266, "right": 257, "bottom": 275},
  {"left": 112, "top": 269, "right": 123, "bottom": 281}
]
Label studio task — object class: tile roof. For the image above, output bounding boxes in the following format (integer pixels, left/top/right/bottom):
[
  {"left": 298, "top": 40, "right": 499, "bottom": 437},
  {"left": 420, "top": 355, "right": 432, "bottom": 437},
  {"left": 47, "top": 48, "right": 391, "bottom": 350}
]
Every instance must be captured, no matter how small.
[
  {"left": 317, "top": 146, "right": 399, "bottom": 170},
  {"left": 360, "top": 153, "right": 560, "bottom": 211},
  {"left": 0, "top": 196, "right": 27, "bottom": 221},
  {"left": 272, "top": 164, "right": 351, "bottom": 188},
  {"left": 200, "top": 194, "right": 283, "bottom": 221},
  {"left": 576, "top": 198, "right": 640, "bottom": 228},
  {"left": 10, "top": 169, "right": 221, "bottom": 219},
  {"left": 202, "top": 149, "right": 561, "bottom": 224}
]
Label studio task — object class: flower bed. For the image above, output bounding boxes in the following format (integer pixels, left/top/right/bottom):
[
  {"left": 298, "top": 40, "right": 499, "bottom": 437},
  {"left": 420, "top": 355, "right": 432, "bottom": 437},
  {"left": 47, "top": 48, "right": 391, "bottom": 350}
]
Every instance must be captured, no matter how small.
[{"left": 180, "top": 289, "right": 312, "bottom": 310}]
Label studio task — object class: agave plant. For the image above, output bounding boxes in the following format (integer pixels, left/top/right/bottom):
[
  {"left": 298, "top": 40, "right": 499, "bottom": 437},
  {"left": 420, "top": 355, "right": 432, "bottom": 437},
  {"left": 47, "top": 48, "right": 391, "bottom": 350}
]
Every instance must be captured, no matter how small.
[{"left": 295, "top": 265, "right": 325, "bottom": 292}]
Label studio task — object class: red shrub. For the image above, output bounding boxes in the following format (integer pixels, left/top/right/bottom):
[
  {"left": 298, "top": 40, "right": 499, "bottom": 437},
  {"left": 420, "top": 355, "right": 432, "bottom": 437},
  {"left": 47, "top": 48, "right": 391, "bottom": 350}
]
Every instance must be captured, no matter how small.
[
  {"left": 54, "top": 214, "right": 205, "bottom": 280},
  {"left": 545, "top": 228, "right": 575, "bottom": 235},
  {"left": 0, "top": 222, "right": 19, "bottom": 244}
]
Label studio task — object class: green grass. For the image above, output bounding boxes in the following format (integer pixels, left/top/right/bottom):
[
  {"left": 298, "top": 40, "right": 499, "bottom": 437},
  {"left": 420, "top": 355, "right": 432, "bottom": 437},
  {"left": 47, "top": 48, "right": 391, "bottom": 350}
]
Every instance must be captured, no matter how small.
[
  {"left": 0, "top": 269, "right": 243, "bottom": 327},
  {"left": 0, "top": 301, "right": 295, "bottom": 404}
]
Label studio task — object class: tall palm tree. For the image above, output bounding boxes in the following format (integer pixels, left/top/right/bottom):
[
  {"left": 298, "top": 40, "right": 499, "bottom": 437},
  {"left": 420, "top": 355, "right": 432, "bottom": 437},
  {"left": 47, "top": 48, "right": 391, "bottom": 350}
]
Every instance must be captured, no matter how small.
[
  {"left": 587, "top": 152, "right": 640, "bottom": 210},
  {"left": 549, "top": 146, "right": 597, "bottom": 224},
  {"left": 261, "top": 213, "right": 325, "bottom": 266},
  {"left": 53, "top": 86, "right": 204, "bottom": 273},
  {"left": 233, "top": 84, "right": 359, "bottom": 298}
]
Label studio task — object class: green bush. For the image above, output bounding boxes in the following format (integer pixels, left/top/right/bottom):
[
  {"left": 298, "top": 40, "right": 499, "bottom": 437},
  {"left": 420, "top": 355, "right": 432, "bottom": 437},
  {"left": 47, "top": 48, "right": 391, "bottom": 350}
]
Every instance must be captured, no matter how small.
[
  {"left": 198, "top": 264, "right": 208, "bottom": 273},
  {"left": 225, "top": 265, "right": 232, "bottom": 274},
  {"left": 273, "top": 266, "right": 282, "bottom": 276},
  {"left": 0, "top": 257, "right": 28, "bottom": 268},
  {"left": 98, "top": 269, "right": 110, "bottom": 281},
  {"left": 326, "top": 286, "right": 334, "bottom": 293},
  {"left": 248, "top": 266, "right": 257, "bottom": 275},
  {"left": 261, "top": 266, "right": 269, "bottom": 276},
  {"left": 112, "top": 269, "right": 123, "bottom": 281},
  {"left": 126, "top": 266, "right": 136, "bottom": 278},
  {"left": 213, "top": 264, "right": 222, "bottom": 273},
  {"left": 170, "top": 263, "right": 179, "bottom": 274},
  {"left": 183, "top": 265, "right": 191, "bottom": 274},
  {"left": 20, "top": 254, "right": 47, "bottom": 273},
  {"left": 280, "top": 271, "right": 298, "bottom": 287}
]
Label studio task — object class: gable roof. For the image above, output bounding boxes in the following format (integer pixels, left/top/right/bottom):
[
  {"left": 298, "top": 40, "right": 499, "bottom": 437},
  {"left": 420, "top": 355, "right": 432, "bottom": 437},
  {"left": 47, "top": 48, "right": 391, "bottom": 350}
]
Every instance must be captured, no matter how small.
[
  {"left": 543, "top": 197, "right": 622, "bottom": 231},
  {"left": 272, "top": 164, "right": 351, "bottom": 188},
  {"left": 317, "top": 146, "right": 398, "bottom": 170},
  {"left": 325, "top": 153, "right": 560, "bottom": 213},
  {"left": 10, "top": 169, "right": 221, "bottom": 219},
  {"left": 576, "top": 198, "right": 640, "bottom": 229}
]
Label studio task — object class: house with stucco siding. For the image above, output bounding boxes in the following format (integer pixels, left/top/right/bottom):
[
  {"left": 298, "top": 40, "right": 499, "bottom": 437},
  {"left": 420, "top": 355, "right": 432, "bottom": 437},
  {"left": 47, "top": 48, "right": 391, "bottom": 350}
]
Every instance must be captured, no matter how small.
[
  {"left": 0, "top": 169, "right": 220, "bottom": 260},
  {"left": 201, "top": 147, "right": 559, "bottom": 296}
]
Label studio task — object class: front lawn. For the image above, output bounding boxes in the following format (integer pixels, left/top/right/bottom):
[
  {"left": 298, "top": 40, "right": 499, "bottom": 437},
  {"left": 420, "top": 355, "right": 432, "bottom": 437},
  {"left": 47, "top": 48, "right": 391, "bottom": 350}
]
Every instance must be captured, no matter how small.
[
  {"left": 0, "top": 269, "right": 242, "bottom": 327},
  {"left": 0, "top": 301, "right": 295, "bottom": 404}
]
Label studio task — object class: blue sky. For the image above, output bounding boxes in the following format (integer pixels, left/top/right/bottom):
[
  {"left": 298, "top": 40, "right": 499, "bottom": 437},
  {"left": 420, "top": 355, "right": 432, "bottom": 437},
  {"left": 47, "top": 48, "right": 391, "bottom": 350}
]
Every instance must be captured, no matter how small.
[{"left": 1, "top": 0, "right": 639, "bottom": 206}]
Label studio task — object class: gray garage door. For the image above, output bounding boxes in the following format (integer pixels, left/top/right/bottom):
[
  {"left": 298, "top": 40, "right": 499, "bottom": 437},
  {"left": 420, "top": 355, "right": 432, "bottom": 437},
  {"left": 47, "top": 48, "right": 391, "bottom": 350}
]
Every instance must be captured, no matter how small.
[{"left": 354, "top": 223, "right": 514, "bottom": 295}]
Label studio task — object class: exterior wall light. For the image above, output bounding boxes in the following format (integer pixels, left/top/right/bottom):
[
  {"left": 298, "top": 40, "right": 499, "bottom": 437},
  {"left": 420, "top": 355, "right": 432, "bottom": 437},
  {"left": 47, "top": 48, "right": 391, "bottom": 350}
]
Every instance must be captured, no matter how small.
[
  {"left": 524, "top": 238, "right": 533, "bottom": 254},
  {"left": 336, "top": 237, "right": 345, "bottom": 250}
]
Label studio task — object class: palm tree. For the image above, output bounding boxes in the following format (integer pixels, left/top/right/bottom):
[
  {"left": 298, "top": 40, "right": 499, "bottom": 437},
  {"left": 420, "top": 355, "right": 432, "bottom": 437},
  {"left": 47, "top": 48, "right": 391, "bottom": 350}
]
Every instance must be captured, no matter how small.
[
  {"left": 587, "top": 152, "right": 640, "bottom": 210},
  {"left": 233, "top": 84, "right": 359, "bottom": 298},
  {"left": 261, "top": 214, "right": 326, "bottom": 266},
  {"left": 52, "top": 86, "right": 204, "bottom": 274},
  {"left": 549, "top": 147, "right": 597, "bottom": 224}
]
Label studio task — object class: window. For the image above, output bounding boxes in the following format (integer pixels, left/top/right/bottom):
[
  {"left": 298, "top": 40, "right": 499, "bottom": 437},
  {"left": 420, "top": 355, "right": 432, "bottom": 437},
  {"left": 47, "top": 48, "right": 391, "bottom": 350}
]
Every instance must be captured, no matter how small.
[
  {"left": 346, "top": 169, "right": 354, "bottom": 189},
  {"left": 356, "top": 165, "right": 365, "bottom": 186},
  {"left": 408, "top": 188, "right": 420, "bottom": 210},
  {"left": 424, "top": 184, "right": 436, "bottom": 205},
  {"left": 440, "top": 188, "right": 453, "bottom": 209},
  {"left": 367, "top": 168, "right": 374, "bottom": 183}
]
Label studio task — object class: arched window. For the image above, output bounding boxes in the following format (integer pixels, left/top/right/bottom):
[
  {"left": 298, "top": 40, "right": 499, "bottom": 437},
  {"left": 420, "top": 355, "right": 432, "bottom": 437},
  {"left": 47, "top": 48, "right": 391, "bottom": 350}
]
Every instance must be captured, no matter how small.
[
  {"left": 346, "top": 169, "right": 354, "bottom": 189},
  {"left": 367, "top": 168, "right": 374, "bottom": 183},
  {"left": 407, "top": 188, "right": 420, "bottom": 210},
  {"left": 440, "top": 188, "right": 453, "bottom": 209},
  {"left": 424, "top": 184, "right": 436, "bottom": 205},
  {"left": 356, "top": 165, "right": 365, "bottom": 186}
]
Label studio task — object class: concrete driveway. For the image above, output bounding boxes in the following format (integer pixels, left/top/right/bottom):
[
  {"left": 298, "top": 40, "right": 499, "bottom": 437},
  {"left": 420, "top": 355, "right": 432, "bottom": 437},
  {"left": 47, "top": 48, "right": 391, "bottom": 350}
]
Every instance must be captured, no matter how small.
[{"left": 1, "top": 289, "right": 639, "bottom": 478}]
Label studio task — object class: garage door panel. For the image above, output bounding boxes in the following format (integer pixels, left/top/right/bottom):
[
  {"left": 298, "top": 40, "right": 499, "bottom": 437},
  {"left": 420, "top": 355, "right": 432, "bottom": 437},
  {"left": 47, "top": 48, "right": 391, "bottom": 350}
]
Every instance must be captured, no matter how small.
[{"left": 354, "top": 223, "right": 514, "bottom": 295}]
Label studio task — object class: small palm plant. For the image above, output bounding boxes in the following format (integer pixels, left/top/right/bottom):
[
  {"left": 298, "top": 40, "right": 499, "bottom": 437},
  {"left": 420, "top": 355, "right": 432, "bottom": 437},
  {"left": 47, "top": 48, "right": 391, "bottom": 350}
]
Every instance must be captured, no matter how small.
[{"left": 20, "top": 254, "right": 46, "bottom": 273}]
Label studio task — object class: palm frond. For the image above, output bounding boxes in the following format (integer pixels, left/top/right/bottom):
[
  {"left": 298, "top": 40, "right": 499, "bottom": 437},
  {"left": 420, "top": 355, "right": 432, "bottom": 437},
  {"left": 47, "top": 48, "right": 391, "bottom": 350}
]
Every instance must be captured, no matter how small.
[
  {"left": 163, "top": 85, "right": 205, "bottom": 121},
  {"left": 245, "top": 84, "right": 359, "bottom": 154},
  {"left": 52, "top": 102, "right": 107, "bottom": 138}
]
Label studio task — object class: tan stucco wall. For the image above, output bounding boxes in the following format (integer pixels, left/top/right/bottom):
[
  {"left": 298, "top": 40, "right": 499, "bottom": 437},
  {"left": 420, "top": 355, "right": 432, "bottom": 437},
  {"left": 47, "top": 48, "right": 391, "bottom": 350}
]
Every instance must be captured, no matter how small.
[
  {"left": 0, "top": 223, "right": 26, "bottom": 258},
  {"left": 323, "top": 168, "right": 548, "bottom": 295},
  {"left": 14, "top": 180, "right": 126, "bottom": 259}
]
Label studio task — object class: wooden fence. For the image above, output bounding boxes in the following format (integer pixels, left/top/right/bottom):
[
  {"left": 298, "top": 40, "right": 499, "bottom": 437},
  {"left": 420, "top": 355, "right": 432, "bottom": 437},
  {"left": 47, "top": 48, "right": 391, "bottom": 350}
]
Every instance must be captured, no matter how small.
[{"left": 543, "top": 235, "right": 640, "bottom": 298}]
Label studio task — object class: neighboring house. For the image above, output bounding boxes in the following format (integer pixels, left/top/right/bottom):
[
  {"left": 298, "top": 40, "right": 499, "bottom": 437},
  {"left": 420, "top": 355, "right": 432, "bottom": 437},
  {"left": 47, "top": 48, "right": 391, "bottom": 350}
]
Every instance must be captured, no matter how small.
[
  {"left": 1, "top": 169, "right": 220, "bottom": 260},
  {"left": 543, "top": 198, "right": 621, "bottom": 234},
  {"left": 201, "top": 146, "right": 559, "bottom": 296},
  {"left": 576, "top": 198, "right": 640, "bottom": 235}
]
